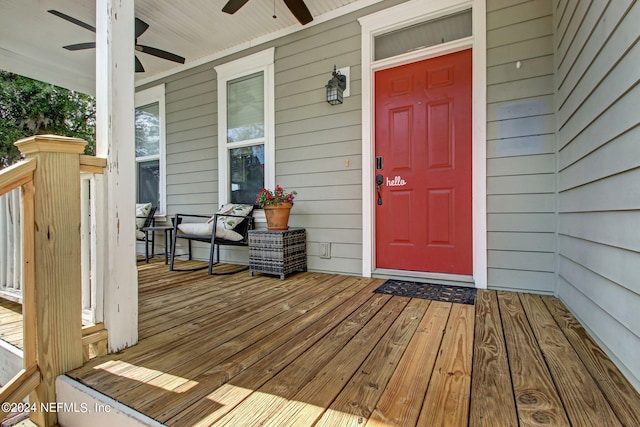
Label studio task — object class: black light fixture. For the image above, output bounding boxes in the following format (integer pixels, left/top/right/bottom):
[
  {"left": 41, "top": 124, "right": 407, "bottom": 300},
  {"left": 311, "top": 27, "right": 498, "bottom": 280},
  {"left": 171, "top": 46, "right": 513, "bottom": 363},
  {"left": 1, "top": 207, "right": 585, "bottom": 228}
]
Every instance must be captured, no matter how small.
[{"left": 326, "top": 65, "right": 347, "bottom": 105}]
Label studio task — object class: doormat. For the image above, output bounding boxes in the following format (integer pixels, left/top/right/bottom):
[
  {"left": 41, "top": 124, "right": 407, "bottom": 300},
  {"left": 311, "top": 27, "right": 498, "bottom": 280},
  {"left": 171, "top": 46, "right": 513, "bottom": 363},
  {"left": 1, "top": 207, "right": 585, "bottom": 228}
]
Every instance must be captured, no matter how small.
[{"left": 374, "top": 279, "right": 476, "bottom": 305}]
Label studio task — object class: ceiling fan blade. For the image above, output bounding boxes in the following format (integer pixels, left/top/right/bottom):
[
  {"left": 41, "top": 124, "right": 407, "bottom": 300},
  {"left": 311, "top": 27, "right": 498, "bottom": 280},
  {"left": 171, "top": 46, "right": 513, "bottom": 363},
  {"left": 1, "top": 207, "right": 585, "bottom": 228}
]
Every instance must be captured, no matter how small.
[
  {"left": 136, "top": 45, "right": 185, "bottom": 64},
  {"left": 222, "top": 0, "right": 250, "bottom": 14},
  {"left": 283, "top": 0, "right": 313, "bottom": 25},
  {"left": 63, "top": 42, "right": 97, "bottom": 51},
  {"left": 48, "top": 10, "right": 96, "bottom": 32},
  {"left": 135, "top": 18, "right": 150, "bottom": 38},
  {"left": 135, "top": 56, "right": 145, "bottom": 73}
]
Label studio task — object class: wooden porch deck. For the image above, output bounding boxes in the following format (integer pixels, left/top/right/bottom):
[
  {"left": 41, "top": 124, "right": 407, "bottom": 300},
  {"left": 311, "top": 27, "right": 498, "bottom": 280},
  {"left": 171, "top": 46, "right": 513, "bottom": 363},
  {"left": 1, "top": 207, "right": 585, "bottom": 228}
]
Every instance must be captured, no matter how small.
[{"left": 6, "top": 259, "right": 639, "bottom": 425}]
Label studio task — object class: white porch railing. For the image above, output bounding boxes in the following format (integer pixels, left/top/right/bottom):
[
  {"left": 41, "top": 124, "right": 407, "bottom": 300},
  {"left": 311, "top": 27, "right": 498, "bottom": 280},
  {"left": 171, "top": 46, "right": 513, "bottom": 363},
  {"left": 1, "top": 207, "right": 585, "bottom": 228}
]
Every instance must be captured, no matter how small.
[
  {"left": 0, "top": 172, "right": 102, "bottom": 325},
  {"left": 0, "top": 135, "right": 107, "bottom": 427},
  {"left": 0, "top": 188, "right": 21, "bottom": 302}
]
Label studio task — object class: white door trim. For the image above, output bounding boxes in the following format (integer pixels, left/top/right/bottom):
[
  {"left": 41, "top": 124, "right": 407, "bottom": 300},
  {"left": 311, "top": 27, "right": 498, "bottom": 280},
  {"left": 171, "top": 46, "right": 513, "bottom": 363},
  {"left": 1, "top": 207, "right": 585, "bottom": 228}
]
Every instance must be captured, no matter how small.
[{"left": 359, "top": 0, "right": 487, "bottom": 288}]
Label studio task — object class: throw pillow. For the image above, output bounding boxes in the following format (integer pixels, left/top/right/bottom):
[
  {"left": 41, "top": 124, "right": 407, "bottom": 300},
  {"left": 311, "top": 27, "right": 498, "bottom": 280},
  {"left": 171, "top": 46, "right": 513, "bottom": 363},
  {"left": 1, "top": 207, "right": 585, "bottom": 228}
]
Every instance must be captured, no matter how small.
[
  {"left": 216, "top": 204, "right": 254, "bottom": 230},
  {"left": 135, "top": 203, "right": 152, "bottom": 230}
]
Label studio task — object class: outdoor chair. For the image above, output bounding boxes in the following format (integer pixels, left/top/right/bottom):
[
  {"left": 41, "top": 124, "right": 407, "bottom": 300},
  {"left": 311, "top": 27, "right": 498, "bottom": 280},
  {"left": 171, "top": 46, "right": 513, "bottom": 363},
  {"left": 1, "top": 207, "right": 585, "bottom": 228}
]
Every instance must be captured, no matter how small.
[
  {"left": 135, "top": 203, "right": 158, "bottom": 263},
  {"left": 169, "top": 204, "right": 254, "bottom": 275}
]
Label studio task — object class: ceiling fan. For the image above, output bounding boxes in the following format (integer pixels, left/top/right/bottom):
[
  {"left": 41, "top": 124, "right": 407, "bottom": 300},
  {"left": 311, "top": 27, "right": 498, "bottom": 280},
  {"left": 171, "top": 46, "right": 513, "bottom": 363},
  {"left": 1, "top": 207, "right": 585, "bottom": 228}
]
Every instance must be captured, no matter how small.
[
  {"left": 222, "top": 0, "right": 313, "bottom": 25},
  {"left": 47, "top": 10, "right": 185, "bottom": 73}
]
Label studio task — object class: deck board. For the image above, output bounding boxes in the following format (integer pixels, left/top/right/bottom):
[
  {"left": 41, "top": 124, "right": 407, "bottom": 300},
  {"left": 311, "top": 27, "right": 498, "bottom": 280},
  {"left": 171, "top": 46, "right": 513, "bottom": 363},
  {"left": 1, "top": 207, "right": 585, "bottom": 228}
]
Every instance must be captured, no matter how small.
[
  {"left": 3, "top": 259, "right": 639, "bottom": 425},
  {"left": 417, "top": 303, "right": 474, "bottom": 427},
  {"left": 520, "top": 293, "right": 622, "bottom": 426},
  {"left": 469, "top": 290, "right": 517, "bottom": 427},
  {"left": 162, "top": 278, "right": 387, "bottom": 426},
  {"left": 366, "top": 300, "right": 449, "bottom": 426},
  {"left": 206, "top": 289, "right": 395, "bottom": 426},
  {"left": 125, "top": 275, "right": 370, "bottom": 421},
  {"left": 498, "top": 291, "right": 569, "bottom": 426},
  {"left": 543, "top": 296, "right": 640, "bottom": 426},
  {"left": 312, "top": 297, "right": 427, "bottom": 427}
]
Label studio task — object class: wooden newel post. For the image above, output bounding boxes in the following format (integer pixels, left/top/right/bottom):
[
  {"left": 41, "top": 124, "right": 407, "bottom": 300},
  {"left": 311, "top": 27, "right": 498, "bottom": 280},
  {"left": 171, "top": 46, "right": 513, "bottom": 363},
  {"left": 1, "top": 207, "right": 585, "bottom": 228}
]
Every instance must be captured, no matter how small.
[{"left": 15, "top": 135, "right": 86, "bottom": 426}]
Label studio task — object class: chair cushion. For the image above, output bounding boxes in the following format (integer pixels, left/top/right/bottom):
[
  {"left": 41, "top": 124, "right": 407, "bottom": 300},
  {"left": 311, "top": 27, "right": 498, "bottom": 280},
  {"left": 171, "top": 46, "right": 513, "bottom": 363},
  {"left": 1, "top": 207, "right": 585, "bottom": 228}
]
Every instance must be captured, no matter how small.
[
  {"left": 215, "top": 223, "right": 243, "bottom": 241},
  {"left": 176, "top": 203, "right": 252, "bottom": 242},
  {"left": 177, "top": 221, "right": 243, "bottom": 241},
  {"left": 135, "top": 203, "right": 152, "bottom": 230},
  {"left": 177, "top": 222, "right": 211, "bottom": 235},
  {"left": 135, "top": 229, "right": 146, "bottom": 240}
]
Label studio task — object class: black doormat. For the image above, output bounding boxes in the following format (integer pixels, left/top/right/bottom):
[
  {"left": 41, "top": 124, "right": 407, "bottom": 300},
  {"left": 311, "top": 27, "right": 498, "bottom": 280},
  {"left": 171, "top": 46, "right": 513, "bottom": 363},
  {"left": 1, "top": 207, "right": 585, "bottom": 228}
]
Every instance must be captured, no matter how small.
[{"left": 374, "top": 279, "right": 476, "bottom": 305}]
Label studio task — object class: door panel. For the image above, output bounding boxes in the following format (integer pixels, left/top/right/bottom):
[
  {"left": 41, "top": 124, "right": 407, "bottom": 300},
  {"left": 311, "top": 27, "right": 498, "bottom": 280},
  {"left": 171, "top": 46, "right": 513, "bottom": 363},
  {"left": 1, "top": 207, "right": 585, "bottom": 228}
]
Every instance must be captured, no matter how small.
[
  {"left": 390, "top": 107, "right": 413, "bottom": 168},
  {"left": 375, "top": 49, "right": 472, "bottom": 274},
  {"left": 427, "top": 188, "right": 453, "bottom": 246},
  {"left": 427, "top": 101, "right": 453, "bottom": 168}
]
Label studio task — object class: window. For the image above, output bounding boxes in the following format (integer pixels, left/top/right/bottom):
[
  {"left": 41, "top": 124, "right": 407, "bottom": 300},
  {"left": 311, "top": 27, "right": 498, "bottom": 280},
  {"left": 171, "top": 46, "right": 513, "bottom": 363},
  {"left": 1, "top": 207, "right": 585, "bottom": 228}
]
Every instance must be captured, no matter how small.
[
  {"left": 135, "top": 85, "right": 166, "bottom": 214},
  {"left": 374, "top": 9, "right": 472, "bottom": 61},
  {"left": 215, "top": 48, "right": 275, "bottom": 207},
  {"left": 227, "top": 72, "right": 265, "bottom": 204}
]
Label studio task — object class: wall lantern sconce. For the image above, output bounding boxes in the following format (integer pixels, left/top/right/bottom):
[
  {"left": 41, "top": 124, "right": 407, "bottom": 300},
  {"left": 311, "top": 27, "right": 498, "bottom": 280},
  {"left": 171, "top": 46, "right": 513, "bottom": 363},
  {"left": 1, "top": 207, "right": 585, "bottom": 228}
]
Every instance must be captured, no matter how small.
[{"left": 326, "top": 65, "right": 347, "bottom": 105}]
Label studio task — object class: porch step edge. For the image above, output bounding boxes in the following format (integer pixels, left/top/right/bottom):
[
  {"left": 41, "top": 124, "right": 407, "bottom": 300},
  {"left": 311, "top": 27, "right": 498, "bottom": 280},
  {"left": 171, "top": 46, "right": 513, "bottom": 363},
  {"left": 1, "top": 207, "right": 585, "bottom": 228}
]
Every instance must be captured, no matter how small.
[{"left": 55, "top": 375, "right": 164, "bottom": 427}]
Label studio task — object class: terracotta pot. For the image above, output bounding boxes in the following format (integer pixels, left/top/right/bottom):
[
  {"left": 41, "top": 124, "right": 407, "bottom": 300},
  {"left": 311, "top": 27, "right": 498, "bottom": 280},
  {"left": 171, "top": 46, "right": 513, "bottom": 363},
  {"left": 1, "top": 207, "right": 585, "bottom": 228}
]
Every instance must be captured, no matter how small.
[{"left": 263, "top": 202, "right": 292, "bottom": 230}]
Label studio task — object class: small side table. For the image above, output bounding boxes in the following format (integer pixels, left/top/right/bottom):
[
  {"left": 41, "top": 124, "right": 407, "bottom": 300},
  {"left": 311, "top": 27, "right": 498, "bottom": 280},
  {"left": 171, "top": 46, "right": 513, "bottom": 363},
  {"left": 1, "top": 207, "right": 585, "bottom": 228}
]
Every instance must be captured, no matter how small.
[
  {"left": 249, "top": 228, "right": 307, "bottom": 279},
  {"left": 143, "top": 225, "right": 174, "bottom": 265}
]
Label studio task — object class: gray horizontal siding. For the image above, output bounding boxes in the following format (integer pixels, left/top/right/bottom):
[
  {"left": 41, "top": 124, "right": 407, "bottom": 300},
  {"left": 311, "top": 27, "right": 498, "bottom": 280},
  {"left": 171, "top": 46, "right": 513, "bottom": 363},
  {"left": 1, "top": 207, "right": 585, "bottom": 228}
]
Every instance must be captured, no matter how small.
[
  {"left": 555, "top": 0, "right": 640, "bottom": 391},
  {"left": 488, "top": 194, "right": 556, "bottom": 213},
  {"left": 487, "top": 134, "right": 555, "bottom": 158},
  {"left": 488, "top": 269, "right": 555, "bottom": 294},
  {"left": 488, "top": 231, "right": 555, "bottom": 252},
  {"left": 270, "top": 10, "right": 369, "bottom": 275},
  {"left": 486, "top": 0, "right": 555, "bottom": 293},
  {"left": 161, "top": 62, "right": 219, "bottom": 220},
  {"left": 272, "top": 0, "right": 411, "bottom": 274},
  {"left": 137, "top": 1, "right": 408, "bottom": 274}
]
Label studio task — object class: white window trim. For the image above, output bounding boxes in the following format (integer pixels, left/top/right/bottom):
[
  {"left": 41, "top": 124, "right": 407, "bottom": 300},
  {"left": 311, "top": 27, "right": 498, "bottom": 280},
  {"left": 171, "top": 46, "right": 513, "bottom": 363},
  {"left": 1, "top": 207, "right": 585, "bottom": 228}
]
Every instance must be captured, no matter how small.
[
  {"left": 215, "top": 48, "right": 275, "bottom": 213},
  {"left": 359, "top": 0, "right": 487, "bottom": 288},
  {"left": 135, "top": 84, "right": 167, "bottom": 215}
]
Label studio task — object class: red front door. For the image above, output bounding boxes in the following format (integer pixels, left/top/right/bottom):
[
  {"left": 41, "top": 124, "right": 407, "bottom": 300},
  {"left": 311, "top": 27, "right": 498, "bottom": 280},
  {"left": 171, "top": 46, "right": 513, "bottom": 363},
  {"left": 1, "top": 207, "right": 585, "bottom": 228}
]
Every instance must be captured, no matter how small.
[{"left": 375, "top": 49, "right": 472, "bottom": 274}]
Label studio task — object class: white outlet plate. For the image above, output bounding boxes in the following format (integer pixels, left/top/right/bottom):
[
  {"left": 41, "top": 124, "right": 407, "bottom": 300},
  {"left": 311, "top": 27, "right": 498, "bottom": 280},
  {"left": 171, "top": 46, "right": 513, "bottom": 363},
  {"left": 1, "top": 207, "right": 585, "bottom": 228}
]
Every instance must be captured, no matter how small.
[{"left": 320, "top": 242, "right": 331, "bottom": 259}]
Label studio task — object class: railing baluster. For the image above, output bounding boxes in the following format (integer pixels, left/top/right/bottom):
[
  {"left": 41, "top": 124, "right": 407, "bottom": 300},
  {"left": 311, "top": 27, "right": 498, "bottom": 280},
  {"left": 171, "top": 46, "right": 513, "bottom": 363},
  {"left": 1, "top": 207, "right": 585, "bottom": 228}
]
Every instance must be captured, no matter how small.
[
  {"left": 11, "top": 188, "right": 21, "bottom": 293},
  {"left": 0, "top": 193, "right": 6, "bottom": 291},
  {"left": 80, "top": 174, "right": 94, "bottom": 324},
  {"left": 0, "top": 188, "right": 23, "bottom": 300}
]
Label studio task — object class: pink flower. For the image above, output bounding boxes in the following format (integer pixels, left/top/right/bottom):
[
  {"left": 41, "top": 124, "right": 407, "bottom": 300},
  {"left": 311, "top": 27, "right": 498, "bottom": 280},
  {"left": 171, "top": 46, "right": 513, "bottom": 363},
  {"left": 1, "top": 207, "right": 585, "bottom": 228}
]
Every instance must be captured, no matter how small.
[{"left": 255, "top": 185, "right": 297, "bottom": 207}]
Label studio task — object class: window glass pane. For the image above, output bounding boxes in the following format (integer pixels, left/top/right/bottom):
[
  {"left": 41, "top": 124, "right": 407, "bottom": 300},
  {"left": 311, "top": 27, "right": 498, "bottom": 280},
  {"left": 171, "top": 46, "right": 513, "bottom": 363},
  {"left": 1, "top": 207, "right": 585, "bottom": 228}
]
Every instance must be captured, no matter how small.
[
  {"left": 135, "top": 102, "right": 160, "bottom": 157},
  {"left": 138, "top": 160, "right": 160, "bottom": 208},
  {"left": 229, "top": 145, "right": 264, "bottom": 204},
  {"left": 227, "top": 72, "right": 264, "bottom": 143},
  {"left": 375, "top": 10, "right": 472, "bottom": 61}
]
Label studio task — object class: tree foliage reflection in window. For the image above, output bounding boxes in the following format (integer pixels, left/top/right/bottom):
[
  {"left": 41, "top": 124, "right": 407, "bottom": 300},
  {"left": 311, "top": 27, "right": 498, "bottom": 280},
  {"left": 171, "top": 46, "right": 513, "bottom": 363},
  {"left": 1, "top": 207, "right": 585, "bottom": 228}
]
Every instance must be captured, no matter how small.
[{"left": 135, "top": 102, "right": 161, "bottom": 208}]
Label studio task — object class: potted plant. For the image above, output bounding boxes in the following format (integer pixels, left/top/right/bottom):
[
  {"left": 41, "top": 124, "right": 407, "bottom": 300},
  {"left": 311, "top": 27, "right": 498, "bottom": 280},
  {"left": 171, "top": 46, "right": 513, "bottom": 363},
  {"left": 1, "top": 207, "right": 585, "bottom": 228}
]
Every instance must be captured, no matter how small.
[{"left": 256, "top": 185, "right": 297, "bottom": 230}]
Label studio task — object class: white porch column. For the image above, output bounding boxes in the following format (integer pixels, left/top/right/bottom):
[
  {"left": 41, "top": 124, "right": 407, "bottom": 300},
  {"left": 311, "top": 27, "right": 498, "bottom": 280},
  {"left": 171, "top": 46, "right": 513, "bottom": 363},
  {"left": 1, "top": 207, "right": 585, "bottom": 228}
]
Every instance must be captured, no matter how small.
[{"left": 95, "top": 0, "right": 138, "bottom": 351}]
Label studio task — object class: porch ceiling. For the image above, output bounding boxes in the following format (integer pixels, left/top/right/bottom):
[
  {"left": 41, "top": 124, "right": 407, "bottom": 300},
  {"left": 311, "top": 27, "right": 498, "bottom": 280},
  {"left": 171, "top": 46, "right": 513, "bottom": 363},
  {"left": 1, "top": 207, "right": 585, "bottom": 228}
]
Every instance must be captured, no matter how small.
[{"left": 0, "top": 0, "right": 373, "bottom": 95}]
